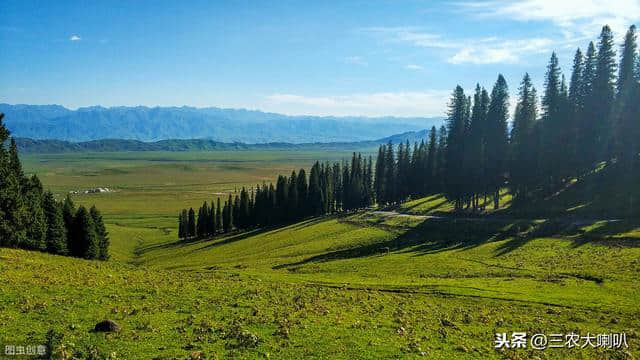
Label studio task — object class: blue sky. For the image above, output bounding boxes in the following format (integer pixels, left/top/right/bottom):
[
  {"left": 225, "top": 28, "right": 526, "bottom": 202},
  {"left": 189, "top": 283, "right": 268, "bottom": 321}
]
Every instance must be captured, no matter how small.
[{"left": 1, "top": 0, "right": 638, "bottom": 117}]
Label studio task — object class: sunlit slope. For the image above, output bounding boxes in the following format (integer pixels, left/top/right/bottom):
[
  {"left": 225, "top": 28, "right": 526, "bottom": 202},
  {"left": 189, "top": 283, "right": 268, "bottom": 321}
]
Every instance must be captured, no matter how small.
[{"left": 133, "top": 211, "right": 640, "bottom": 314}]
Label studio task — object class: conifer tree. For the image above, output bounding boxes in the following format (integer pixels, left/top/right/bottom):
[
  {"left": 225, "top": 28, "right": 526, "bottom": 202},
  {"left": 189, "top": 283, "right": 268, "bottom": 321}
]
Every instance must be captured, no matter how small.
[
  {"left": 240, "top": 187, "right": 250, "bottom": 228},
  {"left": 308, "top": 162, "right": 323, "bottom": 215},
  {"left": 567, "top": 48, "right": 584, "bottom": 174},
  {"left": 23, "top": 175, "right": 47, "bottom": 250},
  {"left": 383, "top": 141, "right": 396, "bottom": 204},
  {"left": 90, "top": 205, "right": 109, "bottom": 260},
  {"left": 42, "top": 191, "right": 68, "bottom": 255},
  {"left": 444, "top": 85, "right": 468, "bottom": 210},
  {"left": 287, "top": 171, "right": 298, "bottom": 219},
  {"left": 187, "top": 207, "right": 196, "bottom": 238},
  {"left": 332, "top": 162, "right": 342, "bottom": 211},
  {"left": 216, "top": 198, "right": 222, "bottom": 233},
  {"left": 178, "top": 211, "right": 185, "bottom": 239},
  {"left": 62, "top": 195, "right": 76, "bottom": 249},
  {"left": 541, "top": 52, "right": 565, "bottom": 187},
  {"left": 296, "top": 169, "right": 308, "bottom": 215},
  {"left": 0, "top": 125, "right": 27, "bottom": 247},
  {"left": 510, "top": 73, "right": 539, "bottom": 202},
  {"left": 579, "top": 42, "right": 598, "bottom": 170},
  {"left": 421, "top": 128, "right": 435, "bottom": 195},
  {"left": 435, "top": 125, "right": 448, "bottom": 194},
  {"left": 615, "top": 25, "right": 639, "bottom": 168},
  {"left": 374, "top": 145, "right": 386, "bottom": 205},
  {"left": 485, "top": 74, "right": 509, "bottom": 209},
  {"left": 593, "top": 25, "right": 617, "bottom": 161},
  {"left": 72, "top": 206, "right": 99, "bottom": 259}
]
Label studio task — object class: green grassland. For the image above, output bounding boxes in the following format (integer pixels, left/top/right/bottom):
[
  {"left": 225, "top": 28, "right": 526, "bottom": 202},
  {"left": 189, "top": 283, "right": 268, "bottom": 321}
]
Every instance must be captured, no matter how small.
[{"left": 1, "top": 151, "right": 639, "bottom": 359}]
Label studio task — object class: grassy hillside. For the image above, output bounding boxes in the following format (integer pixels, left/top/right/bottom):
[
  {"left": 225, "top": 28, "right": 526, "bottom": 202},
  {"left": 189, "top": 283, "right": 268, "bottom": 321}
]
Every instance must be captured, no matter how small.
[
  {"left": 2, "top": 210, "right": 638, "bottom": 358},
  {"left": 7, "top": 150, "right": 638, "bottom": 358}
]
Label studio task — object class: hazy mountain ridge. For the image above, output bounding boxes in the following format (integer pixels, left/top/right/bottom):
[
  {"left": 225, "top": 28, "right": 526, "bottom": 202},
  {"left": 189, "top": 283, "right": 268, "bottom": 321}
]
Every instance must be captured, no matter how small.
[
  {"left": 1, "top": 104, "right": 442, "bottom": 143},
  {"left": 15, "top": 129, "right": 433, "bottom": 154}
]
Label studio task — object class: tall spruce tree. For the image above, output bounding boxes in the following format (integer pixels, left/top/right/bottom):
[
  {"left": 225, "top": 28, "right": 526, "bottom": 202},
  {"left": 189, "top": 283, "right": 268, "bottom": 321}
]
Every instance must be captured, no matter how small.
[
  {"left": 90, "top": 205, "right": 109, "bottom": 260},
  {"left": 485, "top": 75, "right": 509, "bottom": 209},
  {"left": 425, "top": 127, "right": 437, "bottom": 195},
  {"left": 23, "top": 175, "right": 47, "bottom": 250},
  {"left": 187, "top": 207, "right": 196, "bottom": 238},
  {"left": 62, "top": 195, "right": 76, "bottom": 250},
  {"left": 510, "top": 73, "right": 539, "bottom": 202},
  {"left": 615, "top": 25, "right": 639, "bottom": 168},
  {"left": 444, "top": 85, "right": 468, "bottom": 210},
  {"left": 72, "top": 206, "right": 99, "bottom": 259},
  {"left": 42, "top": 191, "right": 68, "bottom": 255},
  {"left": 216, "top": 198, "right": 222, "bottom": 233},
  {"left": 593, "top": 25, "right": 617, "bottom": 161}
]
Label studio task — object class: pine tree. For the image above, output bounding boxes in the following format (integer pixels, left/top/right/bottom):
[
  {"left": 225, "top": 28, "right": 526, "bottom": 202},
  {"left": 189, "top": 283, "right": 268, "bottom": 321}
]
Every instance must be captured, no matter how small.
[
  {"left": 466, "top": 85, "right": 488, "bottom": 209},
  {"left": 23, "top": 175, "right": 47, "bottom": 250},
  {"left": 593, "top": 25, "right": 617, "bottom": 161},
  {"left": 240, "top": 187, "right": 250, "bottom": 228},
  {"left": 332, "top": 162, "right": 342, "bottom": 211},
  {"left": 374, "top": 145, "right": 386, "bottom": 205},
  {"left": 287, "top": 171, "right": 299, "bottom": 219},
  {"left": 296, "top": 169, "right": 308, "bottom": 215},
  {"left": 42, "top": 191, "right": 68, "bottom": 255},
  {"left": 444, "top": 85, "right": 468, "bottom": 210},
  {"left": 578, "top": 42, "right": 599, "bottom": 171},
  {"left": 0, "top": 125, "right": 28, "bottom": 247},
  {"left": 567, "top": 48, "right": 585, "bottom": 175},
  {"left": 424, "top": 127, "right": 437, "bottom": 195},
  {"left": 178, "top": 211, "right": 185, "bottom": 239},
  {"left": 435, "top": 125, "right": 448, "bottom": 194},
  {"left": 90, "top": 205, "right": 109, "bottom": 260},
  {"left": 510, "top": 73, "right": 539, "bottom": 203},
  {"left": 383, "top": 141, "right": 396, "bottom": 204},
  {"left": 541, "top": 52, "right": 566, "bottom": 187},
  {"left": 61, "top": 195, "right": 76, "bottom": 250},
  {"left": 485, "top": 74, "right": 509, "bottom": 209},
  {"left": 187, "top": 207, "right": 196, "bottom": 238},
  {"left": 216, "top": 198, "right": 222, "bottom": 233},
  {"left": 72, "top": 206, "right": 99, "bottom": 259},
  {"left": 616, "top": 25, "right": 639, "bottom": 168},
  {"left": 308, "top": 162, "right": 323, "bottom": 215}
]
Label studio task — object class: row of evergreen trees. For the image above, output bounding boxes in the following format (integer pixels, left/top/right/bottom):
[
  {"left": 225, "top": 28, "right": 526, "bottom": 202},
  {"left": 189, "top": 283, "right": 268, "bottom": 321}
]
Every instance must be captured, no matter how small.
[
  {"left": 0, "top": 113, "right": 109, "bottom": 260},
  {"left": 177, "top": 24, "right": 639, "bottom": 238},
  {"left": 178, "top": 153, "right": 375, "bottom": 239},
  {"left": 440, "top": 24, "right": 639, "bottom": 210}
]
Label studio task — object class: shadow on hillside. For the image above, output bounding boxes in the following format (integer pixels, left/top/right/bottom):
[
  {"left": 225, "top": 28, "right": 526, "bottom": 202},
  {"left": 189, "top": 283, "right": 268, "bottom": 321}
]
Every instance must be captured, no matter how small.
[
  {"left": 138, "top": 216, "right": 334, "bottom": 256},
  {"left": 273, "top": 217, "right": 527, "bottom": 269}
]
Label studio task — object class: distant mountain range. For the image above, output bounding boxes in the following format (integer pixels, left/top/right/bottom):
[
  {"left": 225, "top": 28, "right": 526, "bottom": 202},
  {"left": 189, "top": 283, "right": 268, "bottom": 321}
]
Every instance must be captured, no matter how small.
[
  {"left": 15, "top": 129, "right": 432, "bottom": 154},
  {"left": 0, "top": 104, "right": 443, "bottom": 143}
]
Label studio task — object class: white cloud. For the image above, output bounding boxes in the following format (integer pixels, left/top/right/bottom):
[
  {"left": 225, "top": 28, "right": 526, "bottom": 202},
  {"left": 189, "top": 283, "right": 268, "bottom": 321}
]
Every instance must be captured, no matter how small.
[
  {"left": 448, "top": 38, "right": 553, "bottom": 64},
  {"left": 263, "top": 91, "right": 449, "bottom": 117},
  {"left": 459, "top": 0, "right": 640, "bottom": 40},
  {"left": 363, "top": 27, "right": 455, "bottom": 49},
  {"left": 405, "top": 64, "right": 424, "bottom": 70},
  {"left": 365, "top": 26, "right": 553, "bottom": 65},
  {"left": 344, "top": 56, "right": 368, "bottom": 66},
  {"left": 69, "top": 35, "right": 81, "bottom": 41}
]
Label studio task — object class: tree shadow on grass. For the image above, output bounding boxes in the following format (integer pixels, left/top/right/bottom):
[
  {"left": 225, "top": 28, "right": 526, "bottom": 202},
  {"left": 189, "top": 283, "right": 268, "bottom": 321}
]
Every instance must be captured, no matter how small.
[
  {"left": 139, "top": 215, "right": 336, "bottom": 256},
  {"left": 273, "top": 217, "right": 524, "bottom": 269}
]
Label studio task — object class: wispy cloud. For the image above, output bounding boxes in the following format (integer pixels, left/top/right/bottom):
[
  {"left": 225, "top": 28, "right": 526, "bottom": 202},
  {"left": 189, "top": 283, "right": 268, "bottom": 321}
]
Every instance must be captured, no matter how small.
[
  {"left": 69, "top": 35, "right": 81, "bottom": 41},
  {"left": 364, "top": 26, "right": 553, "bottom": 65},
  {"left": 405, "top": 64, "right": 424, "bottom": 70},
  {"left": 458, "top": 0, "right": 640, "bottom": 40},
  {"left": 263, "top": 91, "right": 449, "bottom": 117},
  {"left": 449, "top": 38, "right": 553, "bottom": 64},
  {"left": 344, "top": 56, "right": 368, "bottom": 66}
]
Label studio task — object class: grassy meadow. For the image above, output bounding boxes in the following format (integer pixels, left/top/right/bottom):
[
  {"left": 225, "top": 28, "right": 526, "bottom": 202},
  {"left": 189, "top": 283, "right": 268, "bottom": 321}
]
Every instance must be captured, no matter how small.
[{"left": 1, "top": 150, "right": 638, "bottom": 359}]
